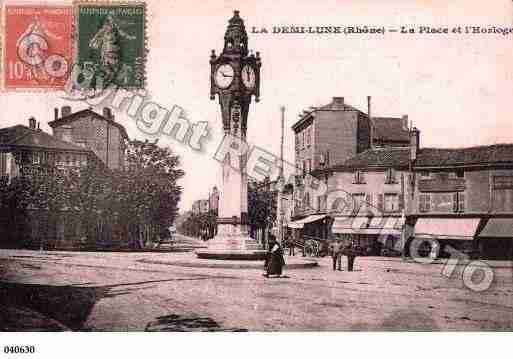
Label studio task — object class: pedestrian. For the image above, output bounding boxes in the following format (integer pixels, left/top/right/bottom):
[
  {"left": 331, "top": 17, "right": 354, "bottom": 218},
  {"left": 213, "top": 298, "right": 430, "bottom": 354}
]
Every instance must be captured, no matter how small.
[
  {"left": 286, "top": 232, "right": 295, "bottom": 256},
  {"left": 330, "top": 238, "right": 343, "bottom": 271},
  {"left": 263, "top": 236, "right": 285, "bottom": 278},
  {"left": 345, "top": 239, "right": 357, "bottom": 272}
]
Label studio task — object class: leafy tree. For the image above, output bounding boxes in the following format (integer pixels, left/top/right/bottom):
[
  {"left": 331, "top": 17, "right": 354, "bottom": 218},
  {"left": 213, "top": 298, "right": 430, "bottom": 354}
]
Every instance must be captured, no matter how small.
[
  {"left": 0, "top": 139, "right": 184, "bottom": 250},
  {"left": 110, "top": 139, "right": 184, "bottom": 247},
  {"left": 247, "top": 178, "right": 276, "bottom": 237}
]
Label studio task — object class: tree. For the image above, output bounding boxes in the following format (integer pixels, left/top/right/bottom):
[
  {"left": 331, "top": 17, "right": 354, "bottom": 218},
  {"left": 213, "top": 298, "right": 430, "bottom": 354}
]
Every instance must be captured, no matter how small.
[
  {"left": 247, "top": 178, "right": 276, "bottom": 239},
  {"left": 0, "top": 139, "right": 184, "bottom": 251},
  {"left": 111, "top": 139, "right": 184, "bottom": 247}
]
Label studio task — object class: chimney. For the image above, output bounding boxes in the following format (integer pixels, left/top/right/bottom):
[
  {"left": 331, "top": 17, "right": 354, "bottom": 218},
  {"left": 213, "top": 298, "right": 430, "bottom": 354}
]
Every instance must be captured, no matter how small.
[
  {"left": 410, "top": 127, "right": 420, "bottom": 161},
  {"left": 37, "top": 122, "right": 42, "bottom": 131},
  {"left": 61, "top": 105, "right": 72, "bottom": 117},
  {"left": 28, "top": 117, "right": 36, "bottom": 129},
  {"left": 103, "top": 107, "right": 113, "bottom": 120},
  {"left": 54, "top": 108, "right": 59, "bottom": 121},
  {"left": 332, "top": 97, "right": 345, "bottom": 109},
  {"left": 402, "top": 115, "right": 409, "bottom": 130}
]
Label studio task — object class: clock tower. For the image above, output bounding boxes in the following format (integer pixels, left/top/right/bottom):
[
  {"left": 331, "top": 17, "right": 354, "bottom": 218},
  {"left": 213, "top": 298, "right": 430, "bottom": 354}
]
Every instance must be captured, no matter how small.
[{"left": 197, "top": 10, "right": 265, "bottom": 259}]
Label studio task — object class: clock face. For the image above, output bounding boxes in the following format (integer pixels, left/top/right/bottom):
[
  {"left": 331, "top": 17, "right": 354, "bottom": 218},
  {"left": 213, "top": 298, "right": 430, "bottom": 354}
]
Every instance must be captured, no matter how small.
[
  {"left": 241, "top": 65, "right": 256, "bottom": 89},
  {"left": 215, "top": 64, "right": 234, "bottom": 89}
]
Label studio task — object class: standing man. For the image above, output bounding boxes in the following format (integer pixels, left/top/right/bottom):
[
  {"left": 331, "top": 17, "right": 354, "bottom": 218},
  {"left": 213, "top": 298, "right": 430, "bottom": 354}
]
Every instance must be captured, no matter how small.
[
  {"left": 286, "top": 230, "right": 295, "bottom": 256},
  {"left": 330, "top": 238, "right": 343, "bottom": 271},
  {"left": 345, "top": 238, "right": 357, "bottom": 272}
]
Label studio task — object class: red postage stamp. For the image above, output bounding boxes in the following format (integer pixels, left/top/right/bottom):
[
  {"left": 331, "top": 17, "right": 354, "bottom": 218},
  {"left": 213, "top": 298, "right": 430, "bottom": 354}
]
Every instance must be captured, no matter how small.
[{"left": 3, "top": 4, "right": 73, "bottom": 90}]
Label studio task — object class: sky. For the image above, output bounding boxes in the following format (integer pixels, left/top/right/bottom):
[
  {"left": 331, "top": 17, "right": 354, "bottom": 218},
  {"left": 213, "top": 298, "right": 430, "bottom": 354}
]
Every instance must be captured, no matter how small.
[{"left": 2, "top": 0, "right": 513, "bottom": 212}]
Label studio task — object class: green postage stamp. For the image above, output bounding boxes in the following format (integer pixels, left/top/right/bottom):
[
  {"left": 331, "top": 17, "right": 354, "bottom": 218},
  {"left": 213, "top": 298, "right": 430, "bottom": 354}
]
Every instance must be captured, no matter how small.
[{"left": 75, "top": 2, "right": 146, "bottom": 89}]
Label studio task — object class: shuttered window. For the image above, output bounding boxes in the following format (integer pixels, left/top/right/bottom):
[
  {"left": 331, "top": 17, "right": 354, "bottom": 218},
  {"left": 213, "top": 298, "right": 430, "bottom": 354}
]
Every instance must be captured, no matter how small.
[
  {"left": 377, "top": 194, "right": 384, "bottom": 211},
  {"left": 385, "top": 168, "right": 397, "bottom": 184},
  {"left": 453, "top": 192, "right": 465, "bottom": 213},
  {"left": 419, "top": 194, "right": 431, "bottom": 213},
  {"left": 354, "top": 170, "right": 366, "bottom": 184}
]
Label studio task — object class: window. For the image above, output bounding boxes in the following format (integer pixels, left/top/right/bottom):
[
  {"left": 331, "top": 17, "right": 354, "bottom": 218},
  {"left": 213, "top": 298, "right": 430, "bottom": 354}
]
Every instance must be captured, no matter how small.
[
  {"left": 0, "top": 153, "right": 6, "bottom": 175},
  {"left": 308, "top": 159, "right": 312, "bottom": 174},
  {"left": 354, "top": 170, "right": 366, "bottom": 184},
  {"left": 306, "top": 127, "right": 311, "bottom": 147},
  {"left": 419, "top": 194, "right": 431, "bottom": 213},
  {"left": 302, "top": 160, "right": 307, "bottom": 177},
  {"left": 385, "top": 168, "right": 397, "bottom": 184},
  {"left": 302, "top": 131, "right": 305, "bottom": 149},
  {"left": 352, "top": 193, "right": 366, "bottom": 211},
  {"left": 317, "top": 195, "right": 327, "bottom": 211},
  {"left": 295, "top": 134, "right": 300, "bottom": 154},
  {"left": 365, "top": 194, "right": 373, "bottom": 208},
  {"left": 420, "top": 171, "right": 430, "bottom": 179},
  {"left": 450, "top": 169, "right": 465, "bottom": 178},
  {"left": 32, "top": 152, "right": 40, "bottom": 165},
  {"left": 304, "top": 192, "right": 311, "bottom": 209},
  {"left": 384, "top": 193, "right": 399, "bottom": 212},
  {"left": 453, "top": 193, "right": 465, "bottom": 213}
]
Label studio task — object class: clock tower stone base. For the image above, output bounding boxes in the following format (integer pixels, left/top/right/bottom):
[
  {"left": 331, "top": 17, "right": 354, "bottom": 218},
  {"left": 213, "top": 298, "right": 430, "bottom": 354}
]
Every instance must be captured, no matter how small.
[{"left": 196, "top": 159, "right": 266, "bottom": 260}]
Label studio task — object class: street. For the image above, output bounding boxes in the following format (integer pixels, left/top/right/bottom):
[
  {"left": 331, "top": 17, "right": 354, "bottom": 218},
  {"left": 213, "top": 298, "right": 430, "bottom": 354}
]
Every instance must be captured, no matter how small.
[{"left": 1, "top": 235, "right": 513, "bottom": 331}]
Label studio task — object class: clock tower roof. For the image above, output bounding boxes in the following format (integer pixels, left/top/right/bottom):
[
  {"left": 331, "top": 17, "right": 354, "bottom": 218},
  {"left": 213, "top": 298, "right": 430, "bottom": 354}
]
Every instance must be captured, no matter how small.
[{"left": 223, "top": 10, "right": 248, "bottom": 57}]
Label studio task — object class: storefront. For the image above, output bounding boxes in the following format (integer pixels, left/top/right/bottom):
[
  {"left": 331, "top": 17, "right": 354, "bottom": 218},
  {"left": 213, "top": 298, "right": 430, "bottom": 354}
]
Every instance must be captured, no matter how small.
[
  {"left": 410, "top": 217, "right": 481, "bottom": 258},
  {"left": 331, "top": 216, "right": 404, "bottom": 255}
]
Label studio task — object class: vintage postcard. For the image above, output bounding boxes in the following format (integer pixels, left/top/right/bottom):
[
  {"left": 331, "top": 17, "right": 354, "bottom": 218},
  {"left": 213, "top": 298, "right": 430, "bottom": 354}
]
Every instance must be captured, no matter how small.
[
  {"left": 2, "top": 3, "right": 73, "bottom": 90},
  {"left": 0, "top": 0, "right": 512, "bottom": 357}
]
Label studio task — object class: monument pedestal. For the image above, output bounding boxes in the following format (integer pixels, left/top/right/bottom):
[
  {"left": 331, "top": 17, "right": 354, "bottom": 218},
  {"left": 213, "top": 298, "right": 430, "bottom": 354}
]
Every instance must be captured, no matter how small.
[{"left": 196, "top": 221, "right": 267, "bottom": 260}]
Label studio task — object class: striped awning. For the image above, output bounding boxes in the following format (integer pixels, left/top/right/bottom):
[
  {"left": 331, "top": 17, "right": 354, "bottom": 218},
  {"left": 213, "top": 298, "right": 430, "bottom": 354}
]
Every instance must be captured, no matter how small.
[
  {"left": 287, "top": 214, "right": 328, "bottom": 229},
  {"left": 414, "top": 218, "right": 480, "bottom": 241},
  {"left": 332, "top": 216, "right": 404, "bottom": 235}
]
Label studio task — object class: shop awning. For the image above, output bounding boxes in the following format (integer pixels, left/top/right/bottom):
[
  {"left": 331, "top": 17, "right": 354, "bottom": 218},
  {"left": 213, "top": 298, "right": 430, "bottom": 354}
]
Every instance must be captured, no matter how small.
[
  {"left": 287, "top": 214, "right": 328, "bottom": 229},
  {"left": 414, "top": 218, "right": 480, "bottom": 241},
  {"left": 332, "top": 216, "right": 404, "bottom": 235},
  {"left": 477, "top": 218, "right": 513, "bottom": 239}
]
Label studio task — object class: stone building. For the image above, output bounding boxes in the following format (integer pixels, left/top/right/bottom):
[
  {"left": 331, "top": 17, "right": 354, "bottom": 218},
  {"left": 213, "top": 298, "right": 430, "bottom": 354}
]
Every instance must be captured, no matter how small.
[
  {"left": 290, "top": 96, "right": 410, "bottom": 244},
  {"left": 0, "top": 106, "right": 131, "bottom": 249},
  {"left": 407, "top": 131, "right": 513, "bottom": 259},
  {"left": 48, "top": 106, "right": 128, "bottom": 170},
  {"left": 324, "top": 147, "right": 410, "bottom": 255},
  {"left": 0, "top": 117, "right": 100, "bottom": 248},
  {"left": 192, "top": 199, "right": 210, "bottom": 215},
  {"left": 209, "top": 186, "right": 220, "bottom": 215}
]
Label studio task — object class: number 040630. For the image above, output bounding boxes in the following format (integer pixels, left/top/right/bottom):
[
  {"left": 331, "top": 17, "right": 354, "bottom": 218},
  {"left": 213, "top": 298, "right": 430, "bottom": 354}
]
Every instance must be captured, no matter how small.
[{"left": 3, "top": 345, "right": 35, "bottom": 354}]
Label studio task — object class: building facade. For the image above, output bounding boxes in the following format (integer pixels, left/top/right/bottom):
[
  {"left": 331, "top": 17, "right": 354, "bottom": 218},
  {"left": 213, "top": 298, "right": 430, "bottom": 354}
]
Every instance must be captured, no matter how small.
[
  {"left": 0, "top": 106, "right": 131, "bottom": 250},
  {"left": 192, "top": 199, "right": 210, "bottom": 215},
  {"left": 289, "top": 96, "right": 411, "bottom": 248},
  {"left": 288, "top": 111, "right": 513, "bottom": 259},
  {"left": 325, "top": 147, "right": 409, "bottom": 255},
  {"left": 209, "top": 186, "right": 220, "bottom": 215},
  {"left": 407, "top": 138, "right": 513, "bottom": 259},
  {"left": 0, "top": 118, "right": 100, "bottom": 248},
  {"left": 49, "top": 106, "right": 128, "bottom": 170}
]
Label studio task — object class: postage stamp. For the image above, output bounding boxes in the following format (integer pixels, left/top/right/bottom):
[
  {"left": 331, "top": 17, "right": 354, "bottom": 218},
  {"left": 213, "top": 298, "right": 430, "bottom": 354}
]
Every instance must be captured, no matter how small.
[
  {"left": 74, "top": 2, "right": 147, "bottom": 90},
  {"left": 3, "top": 4, "right": 74, "bottom": 90}
]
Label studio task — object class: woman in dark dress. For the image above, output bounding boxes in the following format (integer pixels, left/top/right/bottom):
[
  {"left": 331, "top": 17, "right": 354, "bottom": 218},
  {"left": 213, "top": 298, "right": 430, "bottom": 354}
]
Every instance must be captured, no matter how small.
[{"left": 264, "top": 236, "right": 285, "bottom": 278}]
